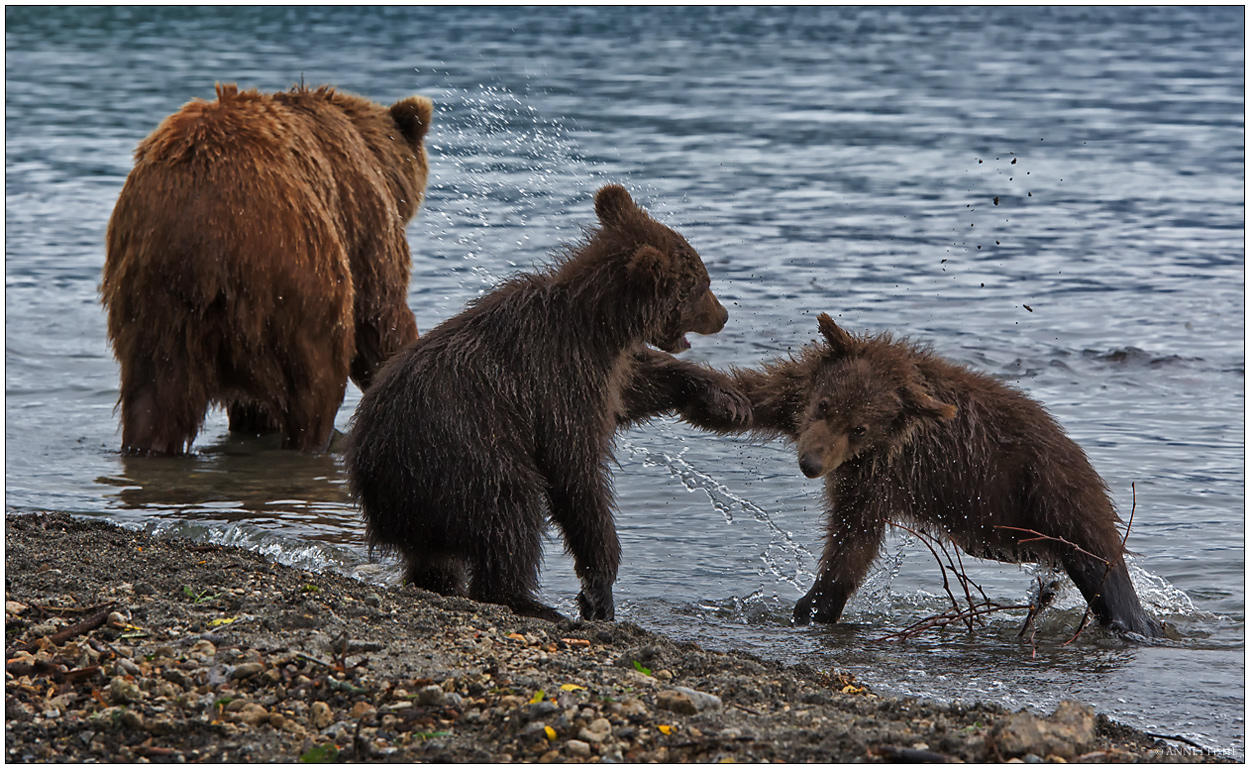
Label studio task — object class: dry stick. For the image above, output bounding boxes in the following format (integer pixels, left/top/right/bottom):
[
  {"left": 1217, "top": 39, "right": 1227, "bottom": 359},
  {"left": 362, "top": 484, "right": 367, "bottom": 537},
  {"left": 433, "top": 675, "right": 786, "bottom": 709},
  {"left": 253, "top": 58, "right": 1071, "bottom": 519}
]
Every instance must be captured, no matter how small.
[
  {"left": 25, "top": 606, "right": 117, "bottom": 651},
  {"left": 878, "top": 600, "right": 1030, "bottom": 642},
  {"left": 31, "top": 602, "right": 116, "bottom": 616},
  {"left": 940, "top": 535, "right": 995, "bottom": 618},
  {"left": 930, "top": 533, "right": 977, "bottom": 631},
  {"left": 889, "top": 522, "right": 967, "bottom": 628},
  {"left": 991, "top": 526, "right": 1109, "bottom": 566},
  {"left": 1016, "top": 576, "right": 1060, "bottom": 658},
  {"left": 1144, "top": 732, "right": 1212, "bottom": 752},
  {"left": 953, "top": 544, "right": 993, "bottom": 606},
  {"left": 880, "top": 523, "right": 1032, "bottom": 641},
  {"left": 1062, "top": 483, "right": 1138, "bottom": 646}
]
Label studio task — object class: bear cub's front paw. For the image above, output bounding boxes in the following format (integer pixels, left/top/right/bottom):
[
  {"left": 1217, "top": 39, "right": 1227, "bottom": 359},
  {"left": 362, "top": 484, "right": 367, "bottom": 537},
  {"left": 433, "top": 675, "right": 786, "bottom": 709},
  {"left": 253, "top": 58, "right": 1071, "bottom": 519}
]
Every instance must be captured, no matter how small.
[
  {"left": 791, "top": 585, "right": 846, "bottom": 626},
  {"left": 576, "top": 579, "right": 615, "bottom": 621},
  {"left": 687, "top": 382, "right": 753, "bottom": 428}
]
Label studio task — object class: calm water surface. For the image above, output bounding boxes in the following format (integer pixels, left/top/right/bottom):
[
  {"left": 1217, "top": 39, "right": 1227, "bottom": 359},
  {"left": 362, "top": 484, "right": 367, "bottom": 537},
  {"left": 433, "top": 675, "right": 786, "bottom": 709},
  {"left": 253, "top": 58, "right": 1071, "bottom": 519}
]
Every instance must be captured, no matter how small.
[{"left": 6, "top": 6, "right": 1244, "bottom": 755}]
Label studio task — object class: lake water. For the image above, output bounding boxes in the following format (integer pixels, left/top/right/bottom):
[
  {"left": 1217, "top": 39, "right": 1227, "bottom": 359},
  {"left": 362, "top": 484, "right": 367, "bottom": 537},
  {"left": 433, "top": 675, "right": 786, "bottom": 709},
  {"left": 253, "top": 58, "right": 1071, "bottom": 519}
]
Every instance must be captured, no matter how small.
[{"left": 5, "top": 6, "right": 1244, "bottom": 756}]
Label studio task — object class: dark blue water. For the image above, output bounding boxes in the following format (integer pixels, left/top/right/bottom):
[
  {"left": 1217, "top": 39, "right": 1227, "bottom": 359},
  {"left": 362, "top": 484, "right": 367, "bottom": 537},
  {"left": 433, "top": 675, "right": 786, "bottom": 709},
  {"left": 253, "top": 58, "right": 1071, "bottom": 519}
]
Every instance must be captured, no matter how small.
[{"left": 6, "top": 6, "right": 1244, "bottom": 755}]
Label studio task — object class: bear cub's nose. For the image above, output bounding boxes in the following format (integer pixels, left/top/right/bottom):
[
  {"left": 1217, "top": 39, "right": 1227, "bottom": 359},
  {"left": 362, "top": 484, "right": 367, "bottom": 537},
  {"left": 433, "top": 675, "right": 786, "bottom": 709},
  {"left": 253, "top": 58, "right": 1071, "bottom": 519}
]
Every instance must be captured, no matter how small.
[{"left": 799, "top": 452, "right": 824, "bottom": 478}]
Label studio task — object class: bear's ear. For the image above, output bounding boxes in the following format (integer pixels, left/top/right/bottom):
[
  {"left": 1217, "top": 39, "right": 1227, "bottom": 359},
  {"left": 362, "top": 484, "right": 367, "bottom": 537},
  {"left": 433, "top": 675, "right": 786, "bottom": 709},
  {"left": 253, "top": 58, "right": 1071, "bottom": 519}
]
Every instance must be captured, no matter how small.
[
  {"left": 626, "top": 244, "right": 671, "bottom": 287},
  {"left": 390, "top": 96, "right": 433, "bottom": 146},
  {"left": 595, "top": 184, "right": 638, "bottom": 228},
  {"left": 901, "top": 383, "right": 958, "bottom": 422},
  {"left": 817, "top": 313, "right": 855, "bottom": 357}
]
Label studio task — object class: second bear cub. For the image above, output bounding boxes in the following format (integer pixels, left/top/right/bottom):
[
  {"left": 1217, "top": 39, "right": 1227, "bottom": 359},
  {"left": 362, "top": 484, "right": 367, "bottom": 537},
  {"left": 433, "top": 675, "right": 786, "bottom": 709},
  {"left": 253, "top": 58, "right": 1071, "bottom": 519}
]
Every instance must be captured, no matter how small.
[
  {"left": 695, "top": 313, "right": 1162, "bottom": 637},
  {"left": 347, "top": 185, "right": 750, "bottom": 622}
]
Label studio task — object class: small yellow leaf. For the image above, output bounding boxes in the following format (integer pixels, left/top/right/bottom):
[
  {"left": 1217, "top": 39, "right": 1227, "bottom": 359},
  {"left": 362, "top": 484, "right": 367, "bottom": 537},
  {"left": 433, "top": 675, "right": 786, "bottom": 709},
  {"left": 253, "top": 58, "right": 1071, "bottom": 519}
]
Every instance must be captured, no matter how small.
[
  {"left": 208, "top": 616, "right": 237, "bottom": 628},
  {"left": 544, "top": 725, "right": 556, "bottom": 741},
  {"left": 559, "top": 684, "right": 585, "bottom": 692},
  {"left": 529, "top": 690, "right": 545, "bottom": 704},
  {"left": 841, "top": 684, "right": 864, "bottom": 695},
  {"left": 658, "top": 724, "right": 673, "bottom": 735}
]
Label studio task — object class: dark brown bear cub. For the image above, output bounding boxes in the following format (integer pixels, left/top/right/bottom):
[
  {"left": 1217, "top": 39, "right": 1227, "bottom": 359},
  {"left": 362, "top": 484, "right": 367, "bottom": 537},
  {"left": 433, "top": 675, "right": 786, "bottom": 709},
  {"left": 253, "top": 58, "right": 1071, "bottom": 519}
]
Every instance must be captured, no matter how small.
[
  {"left": 692, "top": 313, "right": 1162, "bottom": 637},
  {"left": 346, "top": 185, "right": 750, "bottom": 622},
  {"left": 102, "top": 83, "right": 432, "bottom": 454}
]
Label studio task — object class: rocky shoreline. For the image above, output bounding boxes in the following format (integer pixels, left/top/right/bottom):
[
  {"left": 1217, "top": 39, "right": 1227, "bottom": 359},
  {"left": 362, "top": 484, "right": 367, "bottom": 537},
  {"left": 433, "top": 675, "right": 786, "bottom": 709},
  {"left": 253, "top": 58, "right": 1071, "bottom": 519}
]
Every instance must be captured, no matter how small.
[{"left": 4, "top": 512, "right": 1224, "bottom": 763}]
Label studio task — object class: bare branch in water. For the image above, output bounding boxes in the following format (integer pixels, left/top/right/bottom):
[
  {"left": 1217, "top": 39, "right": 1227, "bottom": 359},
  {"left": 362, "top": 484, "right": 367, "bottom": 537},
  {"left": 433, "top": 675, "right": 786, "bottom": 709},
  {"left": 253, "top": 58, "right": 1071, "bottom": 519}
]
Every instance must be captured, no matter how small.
[
  {"left": 991, "top": 526, "right": 1109, "bottom": 566},
  {"left": 879, "top": 483, "right": 1141, "bottom": 645}
]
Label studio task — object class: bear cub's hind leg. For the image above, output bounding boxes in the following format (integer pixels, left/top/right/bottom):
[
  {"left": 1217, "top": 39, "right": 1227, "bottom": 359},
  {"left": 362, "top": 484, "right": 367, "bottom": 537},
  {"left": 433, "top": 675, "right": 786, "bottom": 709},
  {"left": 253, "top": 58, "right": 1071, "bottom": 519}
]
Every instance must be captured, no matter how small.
[
  {"left": 467, "top": 517, "right": 565, "bottom": 623},
  {"left": 1062, "top": 550, "right": 1164, "bottom": 637},
  {"left": 404, "top": 554, "right": 469, "bottom": 597}
]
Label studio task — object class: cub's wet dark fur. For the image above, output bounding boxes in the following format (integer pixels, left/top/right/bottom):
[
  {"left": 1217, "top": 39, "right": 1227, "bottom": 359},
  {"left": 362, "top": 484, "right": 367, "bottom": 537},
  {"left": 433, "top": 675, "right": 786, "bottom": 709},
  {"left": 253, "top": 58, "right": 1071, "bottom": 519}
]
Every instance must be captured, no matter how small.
[
  {"left": 347, "top": 185, "right": 749, "bottom": 622},
  {"left": 689, "top": 313, "right": 1162, "bottom": 637}
]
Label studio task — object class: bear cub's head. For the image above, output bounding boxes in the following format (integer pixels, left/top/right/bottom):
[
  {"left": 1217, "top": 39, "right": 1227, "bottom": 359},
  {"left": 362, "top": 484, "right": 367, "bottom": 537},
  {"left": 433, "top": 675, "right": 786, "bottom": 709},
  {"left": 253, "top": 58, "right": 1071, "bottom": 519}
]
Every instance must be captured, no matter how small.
[
  {"left": 593, "top": 185, "right": 728, "bottom": 353},
  {"left": 795, "top": 314, "right": 957, "bottom": 479}
]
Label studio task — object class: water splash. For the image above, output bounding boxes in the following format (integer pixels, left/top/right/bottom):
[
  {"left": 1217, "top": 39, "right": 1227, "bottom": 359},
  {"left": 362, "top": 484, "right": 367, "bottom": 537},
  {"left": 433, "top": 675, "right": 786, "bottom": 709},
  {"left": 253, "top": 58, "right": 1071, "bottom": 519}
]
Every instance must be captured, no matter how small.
[
  {"left": 133, "top": 518, "right": 382, "bottom": 582},
  {"left": 621, "top": 437, "right": 817, "bottom": 591},
  {"left": 415, "top": 82, "right": 606, "bottom": 295}
]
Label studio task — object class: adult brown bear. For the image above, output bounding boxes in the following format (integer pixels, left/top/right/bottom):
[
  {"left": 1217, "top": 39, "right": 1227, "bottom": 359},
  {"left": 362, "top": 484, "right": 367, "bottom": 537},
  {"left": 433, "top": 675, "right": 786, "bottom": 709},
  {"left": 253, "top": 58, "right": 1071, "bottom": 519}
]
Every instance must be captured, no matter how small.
[
  {"left": 346, "top": 185, "right": 750, "bottom": 622},
  {"left": 101, "top": 83, "right": 432, "bottom": 454},
  {"left": 689, "top": 313, "right": 1163, "bottom": 637}
]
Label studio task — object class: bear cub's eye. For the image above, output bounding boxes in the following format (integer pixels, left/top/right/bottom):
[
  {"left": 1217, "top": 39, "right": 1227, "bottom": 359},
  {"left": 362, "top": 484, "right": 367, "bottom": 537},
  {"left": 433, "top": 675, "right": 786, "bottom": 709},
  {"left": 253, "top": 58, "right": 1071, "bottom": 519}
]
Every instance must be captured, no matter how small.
[
  {"left": 851, "top": 425, "right": 867, "bottom": 438},
  {"left": 816, "top": 399, "right": 830, "bottom": 416}
]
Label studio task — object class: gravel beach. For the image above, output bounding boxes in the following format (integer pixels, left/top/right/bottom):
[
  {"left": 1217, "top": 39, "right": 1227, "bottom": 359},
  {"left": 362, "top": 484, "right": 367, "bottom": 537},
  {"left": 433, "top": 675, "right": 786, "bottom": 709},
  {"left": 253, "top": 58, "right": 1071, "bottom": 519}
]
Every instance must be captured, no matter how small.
[{"left": 4, "top": 512, "right": 1225, "bottom": 763}]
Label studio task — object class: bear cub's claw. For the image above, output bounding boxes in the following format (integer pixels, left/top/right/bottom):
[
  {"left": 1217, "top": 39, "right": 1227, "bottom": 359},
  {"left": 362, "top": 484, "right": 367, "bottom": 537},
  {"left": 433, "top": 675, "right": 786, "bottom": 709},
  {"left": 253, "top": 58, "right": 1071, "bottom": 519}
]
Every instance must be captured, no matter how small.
[
  {"left": 685, "top": 382, "right": 753, "bottom": 428},
  {"left": 714, "top": 385, "right": 754, "bottom": 427}
]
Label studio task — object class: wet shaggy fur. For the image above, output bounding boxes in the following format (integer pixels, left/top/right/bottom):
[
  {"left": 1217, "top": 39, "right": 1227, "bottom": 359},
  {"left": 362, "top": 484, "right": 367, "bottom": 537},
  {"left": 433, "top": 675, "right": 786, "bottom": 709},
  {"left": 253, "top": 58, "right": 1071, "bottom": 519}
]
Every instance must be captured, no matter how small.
[
  {"left": 691, "top": 313, "right": 1162, "bottom": 637},
  {"left": 346, "top": 185, "right": 751, "bottom": 622},
  {"left": 102, "top": 83, "right": 433, "bottom": 454}
]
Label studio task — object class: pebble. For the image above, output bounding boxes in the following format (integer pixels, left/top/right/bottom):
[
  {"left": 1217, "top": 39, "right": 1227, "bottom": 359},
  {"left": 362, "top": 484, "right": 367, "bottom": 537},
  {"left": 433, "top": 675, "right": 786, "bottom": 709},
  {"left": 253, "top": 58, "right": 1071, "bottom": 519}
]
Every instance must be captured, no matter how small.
[
  {"left": 578, "top": 717, "right": 612, "bottom": 744},
  {"left": 310, "top": 701, "right": 333, "bottom": 729},
  {"left": 656, "top": 690, "right": 698, "bottom": 715},
  {"left": 992, "top": 701, "right": 1096, "bottom": 760},
  {"left": 520, "top": 721, "right": 549, "bottom": 739},
  {"left": 233, "top": 703, "right": 270, "bottom": 727},
  {"left": 520, "top": 701, "right": 558, "bottom": 723},
  {"left": 108, "top": 676, "right": 142, "bottom": 704},
  {"left": 188, "top": 640, "right": 216, "bottom": 661},
  {"left": 119, "top": 710, "right": 144, "bottom": 730},
  {"left": 231, "top": 662, "right": 264, "bottom": 680},
  {"left": 618, "top": 699, "right": 650, "bottom": 720},
  {"left": 675, "top": 686, "right": 722, "bottom": 712},
  {"left": 565, "top": 739, "right": 592, "bottom": 758},
  {"left": 416, "top": 684, "right": 446, "bottom": 707}
]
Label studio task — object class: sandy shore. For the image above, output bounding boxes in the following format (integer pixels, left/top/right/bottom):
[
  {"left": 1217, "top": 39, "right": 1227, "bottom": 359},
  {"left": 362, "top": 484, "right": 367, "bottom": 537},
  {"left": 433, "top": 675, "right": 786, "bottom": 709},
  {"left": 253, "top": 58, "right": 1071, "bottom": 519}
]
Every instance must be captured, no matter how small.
[{"left": 4, "top": 512, "right": 1223, "bottom": 763}]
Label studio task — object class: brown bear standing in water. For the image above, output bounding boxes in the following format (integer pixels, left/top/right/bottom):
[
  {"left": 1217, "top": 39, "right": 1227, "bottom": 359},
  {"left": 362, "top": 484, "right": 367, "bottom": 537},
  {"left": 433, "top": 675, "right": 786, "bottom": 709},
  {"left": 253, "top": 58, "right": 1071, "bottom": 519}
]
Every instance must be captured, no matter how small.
[
  {"left": 688, "top": 313, "right": 1162, "bottom": 637},
  {"left": 101, "top": 83, "right": 433, "bottom": 454},
  {"left": 346, "top": 185, "right": 751, "bottom": 622}
]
